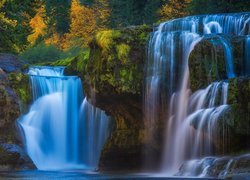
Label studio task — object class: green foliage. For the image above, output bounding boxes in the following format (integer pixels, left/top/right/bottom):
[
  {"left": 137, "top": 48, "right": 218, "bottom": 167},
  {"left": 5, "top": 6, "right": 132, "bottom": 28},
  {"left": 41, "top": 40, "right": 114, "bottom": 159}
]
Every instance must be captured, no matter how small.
[
  {"left": 44, "top": 0, "right": 71, "bottom": 34},
  {"left": 116, "top": 44, "right": 130, "bottom": 64},
  {"left": 7, "top": 73, "right": 31, "bottom": 108},
  {"left": 109, "top": 0, "right": 163, "bottom": 27},
  {"left": 188, "top": 0, "right": 250, "bottom": 15},
  {"left": 87, "top": 26, "right": 151, "bottom": 95},
  {"left": 20, "top": 43, "right": 64, "bottom": 63},
  {"left": 0, "top": 0, "right": 36, "bottom": 53},
  {"left": 20, "top": 43, "right": 85, "bottom": 64},
  {"left": 95, "top": 30, "right": 121, "bottom": 50},
  {"left": 45, "top": 49, "right": 90, "bottom": 79}
]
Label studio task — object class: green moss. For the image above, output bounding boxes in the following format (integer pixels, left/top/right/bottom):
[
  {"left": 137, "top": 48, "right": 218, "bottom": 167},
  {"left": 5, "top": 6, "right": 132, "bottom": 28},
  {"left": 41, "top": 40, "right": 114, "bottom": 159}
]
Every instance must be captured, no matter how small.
[
  {"left": 86, "top": 25, "right": 152, "bottom": 96},
  {"left": 96, "top": 30, "right": 121, "bottom": 51},
  {"left": 189, "top": 38, "right": 228, "bottom": 91},
  {"left": 7, "top": 73, "right": 31, "bottom": 108},
  {"left": 116, "top": 44, "right": 130, "bottom": 65}
]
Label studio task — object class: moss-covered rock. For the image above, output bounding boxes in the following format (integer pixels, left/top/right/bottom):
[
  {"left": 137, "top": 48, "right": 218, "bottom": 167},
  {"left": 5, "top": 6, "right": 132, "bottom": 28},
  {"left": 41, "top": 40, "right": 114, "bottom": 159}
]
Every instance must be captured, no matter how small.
[
  {"left": 39, "top": 50, "right": 90, "bottom": 82},
  {"left": 86, "top": 25, "right": 151, "bottom": 95},
  {"left": 85, "top": 25, "right": 152, "bottom": 170},
  {"left": 0, "top": 54, "right": 34, "bottom": 170},
  {"left": 7, "top": 73, "right": 31, "bottom": 112},
  {"left": 189, "top": 36, "right": 228, "bottom": 91}
]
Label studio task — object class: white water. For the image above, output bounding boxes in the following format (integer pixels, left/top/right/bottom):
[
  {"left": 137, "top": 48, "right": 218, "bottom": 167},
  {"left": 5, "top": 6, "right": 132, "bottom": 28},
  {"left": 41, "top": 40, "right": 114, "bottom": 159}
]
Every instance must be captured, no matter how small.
[
  {"left": 145, "top": 13, "right": 250, "bottom": 175},
  {"left": 19, "top": 66, "right": 111, "bottom": 170}
]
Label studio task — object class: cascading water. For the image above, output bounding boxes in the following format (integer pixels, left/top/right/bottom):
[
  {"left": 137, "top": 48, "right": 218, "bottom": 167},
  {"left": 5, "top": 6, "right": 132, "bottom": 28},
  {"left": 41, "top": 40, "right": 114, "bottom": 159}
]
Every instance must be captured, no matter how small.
[
  {"left": 18, "top": 66, "right": 111, "bottom": 170},
  {"left": 144, "top": 13, "right": 250, "bottom": 175},
  {"left": 245, "top": 36, "right": 250, "bottom": 76}
]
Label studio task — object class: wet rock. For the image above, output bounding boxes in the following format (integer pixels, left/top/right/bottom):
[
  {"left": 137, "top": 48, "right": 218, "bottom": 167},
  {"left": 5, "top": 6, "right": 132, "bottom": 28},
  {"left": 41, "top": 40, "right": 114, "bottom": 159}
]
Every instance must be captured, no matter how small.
[
  {"left": 177, "top": 154, "right": 250, "bottom": 179},
  {"left": 0, "top": 56, "right": 33, "bottom": 170},
  {"left": 224, "top": 154, "right": 250, "bottom": 179},
  {"left": 189, "top": 36, "right": 228, "bottom": 91},
  {"left": 0, "top": 53, "right": 26, "bottom": 73},
  {"left": 0, "top": 143, "right": 35, "bottom": 170}
]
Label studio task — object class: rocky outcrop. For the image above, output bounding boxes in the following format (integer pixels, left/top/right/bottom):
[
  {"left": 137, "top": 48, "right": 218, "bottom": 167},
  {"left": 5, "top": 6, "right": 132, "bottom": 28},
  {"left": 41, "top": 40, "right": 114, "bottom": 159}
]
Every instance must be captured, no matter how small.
[
  {"left": 189, "top": 36, "right": 228, "bottom": 91},
  {"left": 0, "top": 54, "right": 34, "bottom": 170},
  {"left": 0, "top": 53, "right": 26, "bottom": 73},
  {"left": 84, "top": 26, "right": 152, "bottom": 170},
  {"left": 188, "top": 36, "right": 250, "bottom": 155},
  {"left": 177, "top": 154, "right": 250, "bottom": 178}
]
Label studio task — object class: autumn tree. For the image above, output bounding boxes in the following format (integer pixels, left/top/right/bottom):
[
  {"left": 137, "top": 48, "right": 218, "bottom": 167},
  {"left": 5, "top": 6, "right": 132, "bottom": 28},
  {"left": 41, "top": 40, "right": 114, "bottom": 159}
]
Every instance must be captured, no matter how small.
[
  {"left": 65, "top": 0, "right": 97, "bottom": 48},
  {"left": 28, "top": 4, "right": 47, "bottom": 45},
  {"left": 159, "top": 0, "right": 191, "bottom": 21}
]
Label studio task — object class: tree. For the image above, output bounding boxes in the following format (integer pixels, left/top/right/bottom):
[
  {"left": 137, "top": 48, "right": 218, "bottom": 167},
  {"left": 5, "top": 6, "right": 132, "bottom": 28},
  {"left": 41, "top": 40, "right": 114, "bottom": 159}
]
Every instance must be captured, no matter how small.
[
  {"left": 43, "top": 0, "right": 71, "bottom": 34},
  {"left": 143, "top": 0, "right": 162, "bottom": 25},
  {"left": 0, "top": 0, "right": 36, "bottom": 53},
  {"left": 0, "top": 0, "right": 17, "bottom": 52},
  {"left": 93, "top": 0, "right": 110, "bottom": 29},
  {"left": 65, "top": 0, "right": 97, "bottom": 48},
  {"left": 188, "top": 0, "right": 250, "bottom": 15},
  {"left": 27, "top": 4, "right": 47, "bottom": 45},
  {"left": 159, "top": 0, "right": 191, "bottom": 21}
]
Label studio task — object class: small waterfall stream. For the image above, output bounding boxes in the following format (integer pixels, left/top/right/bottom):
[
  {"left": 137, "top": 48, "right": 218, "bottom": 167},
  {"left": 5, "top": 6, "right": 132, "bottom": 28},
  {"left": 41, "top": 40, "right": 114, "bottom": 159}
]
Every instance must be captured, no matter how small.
[
  {"left": 19, "top": 66, "right": 111, "bottom": 170},
  {"left": 144, "top": 13, "right": 250, "bottom": 175}
]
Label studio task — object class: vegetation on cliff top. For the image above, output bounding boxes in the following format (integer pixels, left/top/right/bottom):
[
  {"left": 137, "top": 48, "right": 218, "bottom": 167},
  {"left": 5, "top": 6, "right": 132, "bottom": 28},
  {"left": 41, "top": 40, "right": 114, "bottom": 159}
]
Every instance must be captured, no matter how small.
[{"left": 85, "top": 25, "right": 151, "bottom": 95}]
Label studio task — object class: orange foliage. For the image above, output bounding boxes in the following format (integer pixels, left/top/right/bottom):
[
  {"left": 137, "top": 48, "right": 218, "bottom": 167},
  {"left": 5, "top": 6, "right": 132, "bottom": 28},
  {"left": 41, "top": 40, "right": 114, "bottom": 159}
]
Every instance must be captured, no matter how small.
[
  {"left": 28, "top": 5, "right": 47, "bottom": 45},
  {"left": 159, "top": 0, "right": 191, "bottom": 21},
  {"left": 64, "top": 0, "right": 97, "bottom": 48}
]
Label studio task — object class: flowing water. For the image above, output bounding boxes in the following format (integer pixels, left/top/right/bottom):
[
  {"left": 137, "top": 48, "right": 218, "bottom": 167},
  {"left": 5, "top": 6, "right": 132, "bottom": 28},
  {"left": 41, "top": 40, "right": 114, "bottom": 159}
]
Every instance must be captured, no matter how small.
[
  {"left": 144, "top": 13, "right": 250, "bottom": 175},
  {"left": 18, "top": 66, "right": 111, "bottom": 170},
  {"left": 245, "top": 36, "right": 250, "bottom": 76}
]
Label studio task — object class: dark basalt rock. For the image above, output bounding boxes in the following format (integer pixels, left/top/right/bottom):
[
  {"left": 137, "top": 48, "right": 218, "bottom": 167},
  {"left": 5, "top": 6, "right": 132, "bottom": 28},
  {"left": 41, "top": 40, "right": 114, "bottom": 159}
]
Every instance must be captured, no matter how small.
[
  {"left": 0, "top": 53, "right": 26, "bottom": 73},
  {"left": 0, "top": 56, "right": 34, "bottom": 170},
  {"left": 0, "top": 143, "right": 35, "bottom": 170}
]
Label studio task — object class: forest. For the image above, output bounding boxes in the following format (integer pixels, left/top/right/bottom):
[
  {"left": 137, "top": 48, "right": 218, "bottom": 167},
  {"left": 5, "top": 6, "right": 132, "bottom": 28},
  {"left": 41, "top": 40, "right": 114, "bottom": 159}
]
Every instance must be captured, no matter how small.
[
  {"left": 1, "top": 0, "right": 250, "bottom": 62},
  {"left": 1, "top": 0, "right": 250, "bottom": 179}
]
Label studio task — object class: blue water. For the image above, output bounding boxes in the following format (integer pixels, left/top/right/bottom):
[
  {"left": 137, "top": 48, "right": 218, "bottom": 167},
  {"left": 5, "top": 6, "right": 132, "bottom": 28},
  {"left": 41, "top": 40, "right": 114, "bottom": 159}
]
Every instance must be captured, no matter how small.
[
  {"left": 0, "top": 171, "right": 215, "bottom": 179},
  {"left": 18, "top": 66, "right": 111, "bottom": 171}
]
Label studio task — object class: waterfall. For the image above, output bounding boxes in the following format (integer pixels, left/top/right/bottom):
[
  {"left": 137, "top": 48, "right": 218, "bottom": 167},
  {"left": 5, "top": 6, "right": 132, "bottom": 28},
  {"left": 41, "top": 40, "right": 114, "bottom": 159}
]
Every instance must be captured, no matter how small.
[
  {"left": 144, "top": 13, "right": 250, "bottom": 174},
  {"left": 245, "top": 36, "right": 250, "bottom": 76},
  {"left": 18, "top": 66, "right": 111, "bottom": 170}
]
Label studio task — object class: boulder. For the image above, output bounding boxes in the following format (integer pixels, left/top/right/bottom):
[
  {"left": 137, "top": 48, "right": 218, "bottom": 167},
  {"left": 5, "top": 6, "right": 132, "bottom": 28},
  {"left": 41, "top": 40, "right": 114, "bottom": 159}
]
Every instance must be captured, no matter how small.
[{"left": 0, "top": 53, "right": 26, "bottom": 73}]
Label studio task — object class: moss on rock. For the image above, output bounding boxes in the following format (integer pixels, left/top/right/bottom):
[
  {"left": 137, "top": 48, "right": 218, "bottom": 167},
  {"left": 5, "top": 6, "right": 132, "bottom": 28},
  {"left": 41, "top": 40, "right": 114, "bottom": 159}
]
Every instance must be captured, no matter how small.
[
  {"left": 189, "top": 36, "right": 228, "bottom": 91},
  {"left": 85, "top": 25, "right": 152, "bottom": 170},
  {"left": 7, "top": 73, "right": 31, "bottom": 112},
  {"left": 42, "top": 50, "right": 90, "bottom": 80}
]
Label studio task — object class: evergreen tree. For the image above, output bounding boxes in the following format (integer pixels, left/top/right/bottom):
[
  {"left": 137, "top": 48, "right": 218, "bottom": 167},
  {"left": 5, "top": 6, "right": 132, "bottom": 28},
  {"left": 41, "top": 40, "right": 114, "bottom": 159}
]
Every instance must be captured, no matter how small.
[
  {"left": 188, "top": 0, "right": 250, "bottom": 15},
  {"left": 0, "top": 0, "right": 37, "bottom": 53},
  {"left": 43, "top": 0, "right": 71, "bottom": 34}
]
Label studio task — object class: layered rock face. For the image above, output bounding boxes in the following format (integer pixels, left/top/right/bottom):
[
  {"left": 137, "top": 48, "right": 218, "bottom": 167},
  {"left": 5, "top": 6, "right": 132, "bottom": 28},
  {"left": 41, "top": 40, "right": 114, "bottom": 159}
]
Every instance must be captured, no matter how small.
[
  {"left": 84, "top": 26, "right": 152, "bottom": 170},
  {"left": 0, "top": 54, "right": 34, "bottom": 170},
  {"left": 189, "top": 37, "right": 250, "bottom": 154}
]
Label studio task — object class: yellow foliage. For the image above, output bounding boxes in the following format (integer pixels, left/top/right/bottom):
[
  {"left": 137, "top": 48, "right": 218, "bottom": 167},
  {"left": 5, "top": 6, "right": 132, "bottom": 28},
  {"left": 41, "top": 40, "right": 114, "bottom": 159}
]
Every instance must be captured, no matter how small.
[
  {"left": 0, "top": 0, "right": 17, "bottom": 27},
  {"left": 159, "top": 0, "right": 191, "bottom": 21},
  {"left": 28, "top": 5, "right": 47, "bottom": 45},
  {"left": 96, "top": 30, "right": 121, "bottom": 50},
  {"left": 116, "top": 43, "right": 130, "bottom": 64},
  {"left": 65, "top": 0, "right": 97, "bottom": 48}
]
